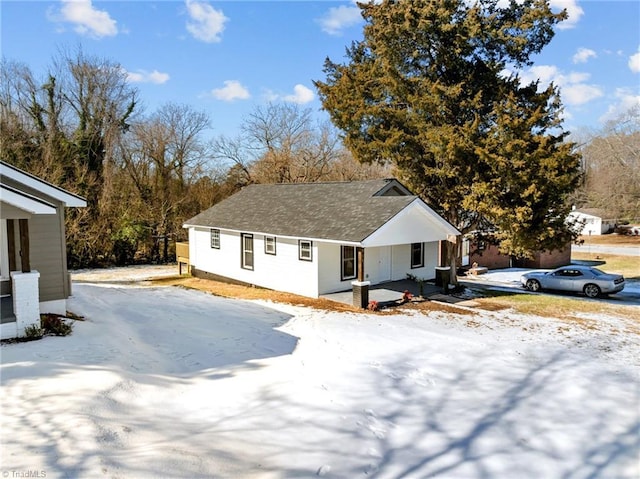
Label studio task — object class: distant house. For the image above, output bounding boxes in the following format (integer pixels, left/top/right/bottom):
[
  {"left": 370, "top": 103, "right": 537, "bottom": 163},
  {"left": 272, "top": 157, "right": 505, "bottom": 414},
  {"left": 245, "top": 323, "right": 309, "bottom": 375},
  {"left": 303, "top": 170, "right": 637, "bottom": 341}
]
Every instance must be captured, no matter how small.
[
  {"left": 568, "top": 208, "right": 617, "bottom": 236},
  {"left": 1, "top": 161, "right": 86, "bottom": 340},
  {"left": 183, "top": 179, "right": 460, "bottom": 302}
]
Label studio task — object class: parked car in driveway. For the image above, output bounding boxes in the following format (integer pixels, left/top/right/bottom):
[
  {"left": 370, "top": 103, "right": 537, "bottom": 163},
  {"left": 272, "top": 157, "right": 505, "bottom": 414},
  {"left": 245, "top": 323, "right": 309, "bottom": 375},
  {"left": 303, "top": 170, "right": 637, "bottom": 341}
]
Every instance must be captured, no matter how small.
[{"left": 521, "top": 265, "right": 625, "bottom": 298}]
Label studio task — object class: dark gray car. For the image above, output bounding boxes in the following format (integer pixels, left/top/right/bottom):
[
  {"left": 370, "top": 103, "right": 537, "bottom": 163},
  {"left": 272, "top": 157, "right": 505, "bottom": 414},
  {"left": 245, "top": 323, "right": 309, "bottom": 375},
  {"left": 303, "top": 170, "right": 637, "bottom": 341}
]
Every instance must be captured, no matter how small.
[{"left": 520, "top": 265, "right": 625, "bottom": 298}]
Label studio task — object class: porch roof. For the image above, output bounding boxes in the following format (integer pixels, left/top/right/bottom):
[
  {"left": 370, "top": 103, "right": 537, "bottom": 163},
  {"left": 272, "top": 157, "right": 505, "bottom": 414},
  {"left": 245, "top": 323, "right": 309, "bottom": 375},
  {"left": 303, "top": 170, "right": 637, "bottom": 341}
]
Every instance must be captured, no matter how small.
[
  {"left": 0, "top": 161, "right": 86, "bottom": 208},
  {"left": 1, "top": 184, "right": 57, "bottom": 215}
]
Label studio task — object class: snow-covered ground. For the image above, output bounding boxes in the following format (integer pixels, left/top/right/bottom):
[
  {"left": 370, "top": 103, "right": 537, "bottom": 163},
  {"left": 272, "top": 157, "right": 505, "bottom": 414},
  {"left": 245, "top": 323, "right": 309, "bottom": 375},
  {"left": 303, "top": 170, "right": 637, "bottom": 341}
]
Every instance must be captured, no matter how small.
[{"left": 1, "top": 266, "right": 639, "bottom": 479}]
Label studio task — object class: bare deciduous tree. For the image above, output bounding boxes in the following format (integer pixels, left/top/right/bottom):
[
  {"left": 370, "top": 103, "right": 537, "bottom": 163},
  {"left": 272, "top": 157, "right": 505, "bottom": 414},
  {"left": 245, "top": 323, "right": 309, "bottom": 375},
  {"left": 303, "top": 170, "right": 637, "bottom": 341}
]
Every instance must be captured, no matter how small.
[
  {"left": 573, "top": 106, "right": 640, "bottom": 222},
  {"left": 212, "top": 102, "right": 389, "bottom": 185}
]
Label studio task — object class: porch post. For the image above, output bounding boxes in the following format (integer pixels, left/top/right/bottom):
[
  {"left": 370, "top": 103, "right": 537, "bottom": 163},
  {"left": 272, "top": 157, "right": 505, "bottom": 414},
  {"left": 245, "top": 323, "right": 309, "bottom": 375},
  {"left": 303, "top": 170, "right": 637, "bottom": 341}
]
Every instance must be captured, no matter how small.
[
  {"left": 11, "top": 271, "right": 40, "bottom": 337},
  {"left": 18, "top": 219, "right": 30, "bottom": 272},
  {"left": 7, "top": 219, "right": 16, "bottom": 272},
  {"left": 352, "top": 247, "right": 369, "bottom": 308}
]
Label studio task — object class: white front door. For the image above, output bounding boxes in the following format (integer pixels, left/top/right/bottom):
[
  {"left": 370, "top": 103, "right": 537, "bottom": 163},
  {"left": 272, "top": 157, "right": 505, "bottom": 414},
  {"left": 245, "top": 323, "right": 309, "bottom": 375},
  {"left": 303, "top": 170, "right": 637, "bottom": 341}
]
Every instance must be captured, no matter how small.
[
  {"left": 461, "top": 238, "right": 470, "bottom": 267},
  {"left": 376, "top": 246, "right": 392, "bottom": 283}
]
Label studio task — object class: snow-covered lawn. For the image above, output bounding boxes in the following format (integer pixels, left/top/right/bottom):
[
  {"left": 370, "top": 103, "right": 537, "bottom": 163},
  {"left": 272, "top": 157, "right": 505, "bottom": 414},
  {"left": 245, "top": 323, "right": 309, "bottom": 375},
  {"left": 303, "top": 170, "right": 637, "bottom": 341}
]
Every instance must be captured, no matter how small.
[{"left": 1, "top": 268, "right": 639, "bottom": 479}]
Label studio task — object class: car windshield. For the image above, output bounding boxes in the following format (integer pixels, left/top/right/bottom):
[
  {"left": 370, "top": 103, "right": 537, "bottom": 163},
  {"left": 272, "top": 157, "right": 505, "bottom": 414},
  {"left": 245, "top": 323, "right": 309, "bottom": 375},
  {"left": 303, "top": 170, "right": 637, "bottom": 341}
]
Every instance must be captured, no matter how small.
[{"left": 590, "top": 268, "right": 606, "bottom": 276}]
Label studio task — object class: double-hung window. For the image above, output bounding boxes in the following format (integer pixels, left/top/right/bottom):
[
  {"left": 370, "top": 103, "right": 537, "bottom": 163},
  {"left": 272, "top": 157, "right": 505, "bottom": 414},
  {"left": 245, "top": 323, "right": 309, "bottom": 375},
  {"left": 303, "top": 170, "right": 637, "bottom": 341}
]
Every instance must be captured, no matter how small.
[
  {"left": 241, "top": 233, "right": 254, "bottom": 270},
  {"left": 299, "top": 240, "right": 312, "bottom": 261},
  {"left": 264, "top": 236, "right": 276, "bottom": 255},
  {"left": 210, "top": 229, "right": 220, "bottom": 249},
  {"left": 411, "top": 242, "right": 424, "bottom": 268},
  {"left": 341, "top": 246, "right": 357, "bottom": 280}
]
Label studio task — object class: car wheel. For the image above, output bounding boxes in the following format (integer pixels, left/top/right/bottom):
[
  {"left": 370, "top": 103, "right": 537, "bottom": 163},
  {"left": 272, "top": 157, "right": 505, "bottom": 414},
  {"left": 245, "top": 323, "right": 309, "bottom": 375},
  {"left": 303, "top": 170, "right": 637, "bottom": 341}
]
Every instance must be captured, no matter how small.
[
  {"left": 526, "top": 279, "right": 541, "bottom": 292},
  {"left": 583, "top": 283, "right": 601, "bottom": 298}
]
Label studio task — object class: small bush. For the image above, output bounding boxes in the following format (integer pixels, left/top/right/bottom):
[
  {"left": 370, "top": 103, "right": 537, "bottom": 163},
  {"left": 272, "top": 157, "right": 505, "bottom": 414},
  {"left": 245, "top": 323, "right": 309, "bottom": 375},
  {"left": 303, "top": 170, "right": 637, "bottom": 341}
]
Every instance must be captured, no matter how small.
[
  {"left": 367, "top": 300, "right": 379, "bottom": 311},
  {"left": 23, "top": 324, "right": 44, "bottom": 341},
  {"left": 41, "top": 314, "right": 74, "bottom": 336}
]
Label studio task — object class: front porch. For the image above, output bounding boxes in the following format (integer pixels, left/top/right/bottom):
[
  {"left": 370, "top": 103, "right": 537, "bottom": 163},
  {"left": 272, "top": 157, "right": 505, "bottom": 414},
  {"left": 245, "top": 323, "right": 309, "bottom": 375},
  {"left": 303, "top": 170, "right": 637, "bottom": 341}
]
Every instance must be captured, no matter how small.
[{"left": 322, "top": 278, "right": 443, "bottom": 307}]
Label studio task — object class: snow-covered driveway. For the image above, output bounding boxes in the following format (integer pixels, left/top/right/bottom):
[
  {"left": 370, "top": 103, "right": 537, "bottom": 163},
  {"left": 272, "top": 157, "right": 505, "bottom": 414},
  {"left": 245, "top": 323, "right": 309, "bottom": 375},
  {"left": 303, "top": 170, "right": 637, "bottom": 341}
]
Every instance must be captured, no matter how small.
[{"left": 1, "top": 280, "right": 639, "bottom": 479}]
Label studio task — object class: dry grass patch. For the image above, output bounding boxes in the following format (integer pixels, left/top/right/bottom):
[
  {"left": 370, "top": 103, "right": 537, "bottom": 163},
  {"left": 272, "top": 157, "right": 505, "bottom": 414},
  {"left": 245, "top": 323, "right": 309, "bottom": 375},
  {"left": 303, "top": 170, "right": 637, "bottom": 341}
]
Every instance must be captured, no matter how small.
[
  {"left": 577, "top": 234, "right": 640, "bottom": 246},
  {"left": 152, "top": 276, "right": 363, "bottom": 313},
  {"left": 401, "top": 300, "right": 476, "bottom": 316},
  {"left": 571, "top": 252, "right": 640, "bottom": 279},
  {"left": 473, "top": 291, "right": 640, "bottom": 323}
]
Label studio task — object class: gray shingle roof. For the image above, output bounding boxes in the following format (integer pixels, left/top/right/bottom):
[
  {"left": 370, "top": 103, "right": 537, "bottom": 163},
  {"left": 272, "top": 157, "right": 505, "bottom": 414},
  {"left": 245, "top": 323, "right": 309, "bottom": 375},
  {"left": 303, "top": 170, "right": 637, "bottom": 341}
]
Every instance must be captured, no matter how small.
[
  {"left": 572, "top": 208, "right": 616, "bottom": 220},
  {"left": 184, "top": 179, "right": 418, "bottom": 242}
]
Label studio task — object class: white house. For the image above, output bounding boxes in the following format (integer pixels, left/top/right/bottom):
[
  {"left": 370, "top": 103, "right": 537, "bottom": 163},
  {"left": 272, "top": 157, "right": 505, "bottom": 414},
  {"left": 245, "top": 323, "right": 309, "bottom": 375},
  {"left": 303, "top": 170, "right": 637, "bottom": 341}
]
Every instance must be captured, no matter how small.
[
  {"left": 183, "top": 179, "right": 460, "bottom": 303},
  {"left": 1, "top": 161, "right": 86, "bottom": 339},
  {"left": 568, "top": 208, "right": 617, "bottom": 236}
]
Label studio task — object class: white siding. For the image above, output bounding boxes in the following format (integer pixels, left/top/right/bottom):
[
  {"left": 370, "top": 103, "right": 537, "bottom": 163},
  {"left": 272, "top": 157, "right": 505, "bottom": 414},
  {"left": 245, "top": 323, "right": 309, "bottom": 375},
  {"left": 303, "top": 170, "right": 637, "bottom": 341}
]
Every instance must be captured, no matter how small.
[
  {"left": 391, "top": 242, "right": 439, "bottom": 281},
  {"left": 189, "top": 227, "right": 444, "bottom": 298},
  {"left": 317, "top": 242, "right": 363, "bottom": 294},
  {"left": 363, "top": 200, "right": 459, "bottom": 247},
  {"left": 188, "top": 227, "right": 319, "bottom": 297}
]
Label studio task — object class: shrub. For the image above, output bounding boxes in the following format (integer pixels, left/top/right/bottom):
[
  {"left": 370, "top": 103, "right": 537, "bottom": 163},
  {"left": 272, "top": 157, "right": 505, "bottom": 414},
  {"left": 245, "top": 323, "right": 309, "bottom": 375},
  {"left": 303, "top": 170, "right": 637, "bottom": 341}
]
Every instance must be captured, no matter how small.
[
  {"left": 41, "top": 314, "right": 74, "bottom": 336},
  {"left": 367, "top": 300, "right": 379, "bottom": 311},
  {"left": 23, "top": 324, "right": 44, "bottom": 341}
]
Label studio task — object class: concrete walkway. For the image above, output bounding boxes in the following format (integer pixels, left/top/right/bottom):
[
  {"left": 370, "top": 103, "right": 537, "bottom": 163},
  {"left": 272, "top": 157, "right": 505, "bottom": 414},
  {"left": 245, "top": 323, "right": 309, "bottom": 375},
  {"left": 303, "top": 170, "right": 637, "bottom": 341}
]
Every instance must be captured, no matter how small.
[{"left": 322, "top": 279, "right": 443, "bottom": 307}]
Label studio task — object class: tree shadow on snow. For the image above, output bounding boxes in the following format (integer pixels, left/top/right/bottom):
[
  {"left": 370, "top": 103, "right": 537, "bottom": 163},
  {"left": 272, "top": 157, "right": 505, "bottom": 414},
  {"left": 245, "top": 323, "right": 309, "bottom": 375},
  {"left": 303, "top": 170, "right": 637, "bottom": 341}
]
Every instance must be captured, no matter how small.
[{"left": 231, "top": 348, "right": 639, "bottom": 479}]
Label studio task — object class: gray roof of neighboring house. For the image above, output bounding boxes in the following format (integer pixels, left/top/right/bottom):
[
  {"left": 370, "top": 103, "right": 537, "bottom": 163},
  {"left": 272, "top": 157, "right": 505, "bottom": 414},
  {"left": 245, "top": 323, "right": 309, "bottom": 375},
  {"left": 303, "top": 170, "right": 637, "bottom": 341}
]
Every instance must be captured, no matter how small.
[
  {"left": 572, "top": 208, "right": 617, "bottom": 220},
  {"left": 184, "top": 179, "right": 423, "bottom": 242}
]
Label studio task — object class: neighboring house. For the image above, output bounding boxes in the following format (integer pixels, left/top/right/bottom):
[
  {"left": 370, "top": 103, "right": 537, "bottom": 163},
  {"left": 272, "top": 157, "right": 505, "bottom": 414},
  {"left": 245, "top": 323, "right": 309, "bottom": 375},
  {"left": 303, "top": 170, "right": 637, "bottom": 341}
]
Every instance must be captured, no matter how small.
[
  {"left": 459, "top": 231, "right": 570, "bottom": 271},
  {"left": 463, "top": 236, "right": 571, "bottom": 270},
  {"left": 183, "top": 179, "right": 460, "bottom": 301},
  {"left": 568, "top": 208, "right": 617, "bottom": 236},
  {"left": 1, "top": 161, "right": 86, "bottom": 340}
]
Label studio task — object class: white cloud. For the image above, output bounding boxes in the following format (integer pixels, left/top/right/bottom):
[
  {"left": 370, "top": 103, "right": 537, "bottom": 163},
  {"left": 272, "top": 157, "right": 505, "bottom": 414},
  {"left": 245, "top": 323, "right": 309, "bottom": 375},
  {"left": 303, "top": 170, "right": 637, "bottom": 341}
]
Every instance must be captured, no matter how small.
[
  {"left": 572, "top": 47, "right": 596, "bottom": 64},
  {"left": 211, "top": 80, "right": 250, "bottom": 101},
  {"left": 561, "top": 83, "right": 603, "bottom": 106},
  {"left": 262, "top": 85, "right": 315, "bottom": 105},
  {"left": 283, "top": 84, "right": 315, "bottom": 104},
  {"left": 518, "top": 65, "right": 603, "bottom": 106},
  {"left": 599, "top": 88, "right": 640, "bottom": 123},
  {"left": 317, "top": 4, "right": 362, "bottom": 36},
  {"left": 126, "top": 70, "right": 170, "bottom": 85},
  {"left": 185, "top": 0, "right": 227, "bottom": 43},
  {"left": 49, "top": 0, "right": 118, "bottom": 38},
  {"left": 629, "top": 48, "right": 640, "bottom": 73},
  {"left": 550, "top": 0, "right": 584, "bottom": 30},
  {"left": 518, "top": 65, "right": 559, "bottom": 86}
]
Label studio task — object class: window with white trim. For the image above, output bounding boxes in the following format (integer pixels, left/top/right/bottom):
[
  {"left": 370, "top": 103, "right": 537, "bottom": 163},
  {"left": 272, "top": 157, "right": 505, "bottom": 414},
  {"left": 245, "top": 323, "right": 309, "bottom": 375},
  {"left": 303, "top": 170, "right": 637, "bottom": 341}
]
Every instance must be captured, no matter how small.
[
  {"left": 210, "top": 229, "right": 220, "bottom": 249},
  {"left": 411, "top": 242, "right": 424, "bottom": 268},
  {"left": 264, "top": 236, "right": 276, "bottom": 255},
  {"left": 299, "top": 240, "right": 312, "bottom": 261},
  {"left": 241, "top": 233, "right": 254, "bottom": 270},
  {"left": 341, "top": 245, "right": 357, "bottom": 280}
]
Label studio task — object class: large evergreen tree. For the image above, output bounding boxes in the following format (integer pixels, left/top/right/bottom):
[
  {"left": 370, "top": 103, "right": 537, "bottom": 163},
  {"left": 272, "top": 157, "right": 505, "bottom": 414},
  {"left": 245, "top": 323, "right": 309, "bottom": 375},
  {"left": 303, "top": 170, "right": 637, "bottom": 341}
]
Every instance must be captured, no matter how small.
[{"left": 314, "top": 0, "right": 582, "bottom": 280}]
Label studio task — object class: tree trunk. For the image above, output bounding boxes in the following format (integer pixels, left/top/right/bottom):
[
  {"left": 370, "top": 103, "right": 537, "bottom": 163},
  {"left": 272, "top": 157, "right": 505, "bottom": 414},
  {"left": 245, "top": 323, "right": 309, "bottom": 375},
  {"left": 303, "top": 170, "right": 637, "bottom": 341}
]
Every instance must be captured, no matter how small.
[{"left": 443, "top": 237, "right": 459, "bottom": 287}]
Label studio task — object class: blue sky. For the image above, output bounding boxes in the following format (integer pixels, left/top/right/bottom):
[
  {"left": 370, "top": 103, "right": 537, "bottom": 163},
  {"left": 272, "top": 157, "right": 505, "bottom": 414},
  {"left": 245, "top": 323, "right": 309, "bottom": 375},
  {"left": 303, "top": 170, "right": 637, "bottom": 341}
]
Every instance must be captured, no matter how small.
[{"left": 2, "top": 0, "right": 639, "bottom": 139}]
